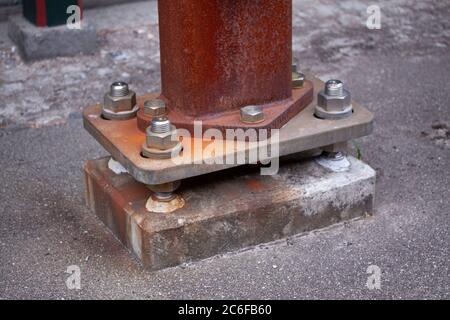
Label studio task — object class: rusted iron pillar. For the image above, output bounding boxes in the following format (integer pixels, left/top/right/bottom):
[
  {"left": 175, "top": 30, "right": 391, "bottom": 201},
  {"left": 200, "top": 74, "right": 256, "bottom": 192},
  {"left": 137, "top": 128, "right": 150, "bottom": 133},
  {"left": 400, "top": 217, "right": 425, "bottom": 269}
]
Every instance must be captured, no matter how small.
[
  {"left": 136, "top": 0, "right": 314, "bottom": 133},
  {"left": 159, "top": 0, "right": 292, "bottom": 115}
]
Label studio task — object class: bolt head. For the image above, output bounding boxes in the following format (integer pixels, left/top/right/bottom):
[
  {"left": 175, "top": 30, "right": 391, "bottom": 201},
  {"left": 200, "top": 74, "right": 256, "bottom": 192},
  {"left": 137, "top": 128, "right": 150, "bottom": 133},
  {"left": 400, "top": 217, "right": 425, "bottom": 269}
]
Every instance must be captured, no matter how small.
[
  {"left": 144, "top": 99, "right": 167, "bottom": 117},
  {"left": 104, "top": 91, "right": 136, "bottom": 113},
  {"left": 292, "top": 72, "right": 305, "bottom": 88},
  {"left": 240, "top": 105, "right": 265, "bottom": 124}
]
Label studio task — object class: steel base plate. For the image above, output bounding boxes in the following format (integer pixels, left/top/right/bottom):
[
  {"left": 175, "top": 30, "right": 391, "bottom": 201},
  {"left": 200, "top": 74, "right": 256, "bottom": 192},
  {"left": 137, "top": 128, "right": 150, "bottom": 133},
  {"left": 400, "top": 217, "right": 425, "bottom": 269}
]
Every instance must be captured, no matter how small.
[{"left": 83, "top": 76, "right": 373, "bottom": 185}]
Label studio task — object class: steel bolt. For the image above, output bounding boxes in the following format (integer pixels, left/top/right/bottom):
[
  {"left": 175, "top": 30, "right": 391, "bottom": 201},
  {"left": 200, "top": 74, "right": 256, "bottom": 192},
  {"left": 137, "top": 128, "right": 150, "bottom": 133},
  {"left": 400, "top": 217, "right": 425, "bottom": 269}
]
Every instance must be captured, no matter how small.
[
  {"left": 153, "top": 192, "right": 176, "bottom": 202},
  {"left": 110, "top": 82, "right": 130, "bottom": 97},
  {"left": 147, "top": 181, "right": 181, "bottom": 202},
  {"left": 324, "top": 79, "right": 344, "bottom": 96},
  {"left": 315, "top": 79, "right": 353, "bottom": 120},
  {"left": 142, "top": 116, "right": 182, "bottom": 159},
  {"left": 150, "top": 116, "right": 171, "bottom": 134},
  {"left": 240, "top": 105, "right": 265, "bottom": 124},
  {"left": 102, "top": 81, "right": 138, "bottom": 120},
  {"left": 144, "top": 99, "right": 167, "bottom": 117}
]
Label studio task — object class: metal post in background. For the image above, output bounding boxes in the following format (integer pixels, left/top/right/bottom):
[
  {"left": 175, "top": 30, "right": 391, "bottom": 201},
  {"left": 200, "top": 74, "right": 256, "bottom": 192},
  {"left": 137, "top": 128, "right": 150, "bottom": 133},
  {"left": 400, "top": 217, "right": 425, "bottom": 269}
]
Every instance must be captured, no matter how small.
[{"left": 22, "top": 0, "right": 83, "bottom": 27}]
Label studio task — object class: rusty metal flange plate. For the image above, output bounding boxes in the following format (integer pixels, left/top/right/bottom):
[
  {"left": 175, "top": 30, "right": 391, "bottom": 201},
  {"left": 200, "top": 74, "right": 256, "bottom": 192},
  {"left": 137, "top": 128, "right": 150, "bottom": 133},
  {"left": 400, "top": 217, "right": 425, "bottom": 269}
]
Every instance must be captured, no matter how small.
[
  {"left": 136, "top": 81, "right": 314, "bottom": 135},
  {"left": 83, "top": 76, "right": 373, "bottom": 185}
]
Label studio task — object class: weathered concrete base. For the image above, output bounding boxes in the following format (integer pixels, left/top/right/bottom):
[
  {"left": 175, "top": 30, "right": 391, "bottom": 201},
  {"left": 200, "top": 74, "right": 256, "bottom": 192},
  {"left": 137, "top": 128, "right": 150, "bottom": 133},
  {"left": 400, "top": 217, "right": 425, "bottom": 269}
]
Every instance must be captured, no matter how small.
[
  {"left": 84, "top": 155, "right": 376, "bottom": 270},
  {"left": 8, "top": 15, "right": 97, "bottom": 62}
]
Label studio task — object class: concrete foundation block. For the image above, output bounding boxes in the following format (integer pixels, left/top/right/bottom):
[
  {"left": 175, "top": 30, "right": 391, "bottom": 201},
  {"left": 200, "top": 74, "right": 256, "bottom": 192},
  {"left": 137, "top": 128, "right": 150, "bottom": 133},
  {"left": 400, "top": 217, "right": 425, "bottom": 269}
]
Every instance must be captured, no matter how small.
[
  {"left": 84, "top": 155, "right": 376, "bottom": 271},
  {"left": 8, "top": 15, "right": 97, "bottom": 62}
]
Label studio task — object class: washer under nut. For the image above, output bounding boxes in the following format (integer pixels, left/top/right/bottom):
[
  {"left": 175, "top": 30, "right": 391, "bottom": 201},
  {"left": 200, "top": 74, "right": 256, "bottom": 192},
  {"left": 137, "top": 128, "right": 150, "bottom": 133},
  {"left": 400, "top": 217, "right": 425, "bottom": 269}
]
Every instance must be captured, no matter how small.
[
  {"left": 315, "top": 79, "right": 353, "bottom": 120},
  {"left": 142, "top": 142, "right": 183, "bottom": 160}
]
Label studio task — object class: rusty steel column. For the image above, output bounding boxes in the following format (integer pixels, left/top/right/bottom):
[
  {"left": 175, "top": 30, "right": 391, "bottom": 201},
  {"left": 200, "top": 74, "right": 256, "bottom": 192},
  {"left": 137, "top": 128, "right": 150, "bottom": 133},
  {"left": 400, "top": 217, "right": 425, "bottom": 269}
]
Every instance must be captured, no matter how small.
[
  {"left": 159, "top": 0, "right": 292, "bottom": 116},
  {"left": 135, "top": 0, "right": 314, "bottom": 134}
]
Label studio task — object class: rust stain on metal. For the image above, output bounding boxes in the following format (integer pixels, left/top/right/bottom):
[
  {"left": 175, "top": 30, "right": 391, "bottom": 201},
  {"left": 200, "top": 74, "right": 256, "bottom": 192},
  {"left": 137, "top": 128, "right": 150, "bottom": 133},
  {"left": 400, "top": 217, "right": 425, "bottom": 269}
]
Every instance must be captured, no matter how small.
[
  {"left": 146, "top": 195, "right": 186, "bottom": 214},
  {"left": 84, "top": 159, "right": 150, "bottom": 243},
  {"left": 245, "top": 179, "right": 267, "bottom": 192}
]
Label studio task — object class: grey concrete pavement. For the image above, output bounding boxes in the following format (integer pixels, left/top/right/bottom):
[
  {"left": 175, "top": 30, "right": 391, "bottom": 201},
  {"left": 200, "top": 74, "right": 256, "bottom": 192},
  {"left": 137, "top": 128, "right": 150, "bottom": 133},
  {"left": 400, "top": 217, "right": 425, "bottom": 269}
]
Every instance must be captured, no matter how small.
[
  {"left": 0, "top": 0, "right": 449, "bottom": 299},
  {"left": 8, "top": 15, "right": 98, "bottom": 62}
]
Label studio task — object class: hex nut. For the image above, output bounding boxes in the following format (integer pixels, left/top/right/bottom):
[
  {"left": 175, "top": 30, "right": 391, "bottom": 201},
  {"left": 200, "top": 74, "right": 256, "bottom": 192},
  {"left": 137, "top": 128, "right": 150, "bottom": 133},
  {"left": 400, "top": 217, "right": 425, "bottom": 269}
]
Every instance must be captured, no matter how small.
[
  {"left": 104, "top": 91, "right": 137, "bottom": 113},
  {"left": 144, "top": 99, "right": 167, "bottom": 117},
  {"left": 317, "top": 90, "right": 351, "bottom": 112},
  {"left": 292, "top": 72, "right": 305, "bottom": 88},
  {"left": 142, "top": 123, "right": 182, "bottom": 159},
  {"left": 240, "top": 105, "right": 265, "bottom": 124},
  {"left": 146, "top": 125, "right": 179, "bottom": 150},
  {"left": 315, "top": 80, "right": 353, "bottom": 120}
]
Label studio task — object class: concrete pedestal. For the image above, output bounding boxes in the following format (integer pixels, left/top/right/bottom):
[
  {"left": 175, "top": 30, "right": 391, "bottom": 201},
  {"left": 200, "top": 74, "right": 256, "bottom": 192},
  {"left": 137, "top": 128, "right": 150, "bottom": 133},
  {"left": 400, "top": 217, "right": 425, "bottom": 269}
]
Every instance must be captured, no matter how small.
[
  {"left": 8, "top": 15, "right": 97, "bottom": 62},
  {"left": 84, "top": 155, "right": 376, "bottom": 271}
]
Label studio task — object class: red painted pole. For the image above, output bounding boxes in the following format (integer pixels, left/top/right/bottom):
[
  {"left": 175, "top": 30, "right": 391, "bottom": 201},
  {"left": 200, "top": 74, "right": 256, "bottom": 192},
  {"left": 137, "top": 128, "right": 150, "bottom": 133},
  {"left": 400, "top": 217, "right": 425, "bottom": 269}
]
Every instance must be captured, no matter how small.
[{"left": 35, "top": 0, "right": 47, "bottom": 27}]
